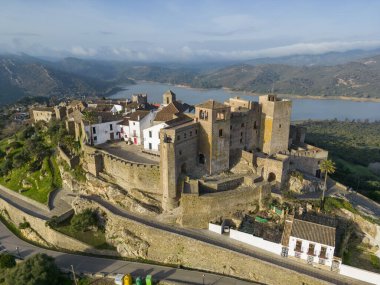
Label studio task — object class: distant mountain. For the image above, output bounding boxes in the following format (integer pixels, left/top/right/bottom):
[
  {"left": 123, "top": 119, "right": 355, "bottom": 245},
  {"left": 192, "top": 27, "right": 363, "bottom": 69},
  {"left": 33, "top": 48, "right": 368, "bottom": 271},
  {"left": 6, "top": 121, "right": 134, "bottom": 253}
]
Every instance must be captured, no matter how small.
[
  {"left": 245, "top": 48, "right": 380, "bottom": 66},
  {"left": 0, "top": 55, "right": 134, "bottom": 106},
  {"left": 189, "top": 55, "right": 380, "bottom": 98}
]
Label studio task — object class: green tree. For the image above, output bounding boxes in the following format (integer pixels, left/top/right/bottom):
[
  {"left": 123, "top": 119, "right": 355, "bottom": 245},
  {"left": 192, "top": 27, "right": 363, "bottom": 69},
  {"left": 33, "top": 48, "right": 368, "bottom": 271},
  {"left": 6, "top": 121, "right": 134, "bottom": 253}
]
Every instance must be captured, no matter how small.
[
  {"left": 0, "top": 254, "right": 16, "bottom": 269},
  {"left": 4, "top": 253, "right": 65, "bottom": 285},
  {"left": 320, "top": 159, "right": 336, "bottom": 202},
  {"left": 82, "top": 110, "right": 97, "bottom": 146}
]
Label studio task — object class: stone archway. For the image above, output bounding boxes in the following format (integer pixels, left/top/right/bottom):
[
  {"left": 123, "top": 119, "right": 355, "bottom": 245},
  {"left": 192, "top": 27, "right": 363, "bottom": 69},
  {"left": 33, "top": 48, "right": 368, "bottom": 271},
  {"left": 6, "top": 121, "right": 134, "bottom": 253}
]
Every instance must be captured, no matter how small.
[{"left": 267, "top": 172, "right": 276, "bottom": 182}]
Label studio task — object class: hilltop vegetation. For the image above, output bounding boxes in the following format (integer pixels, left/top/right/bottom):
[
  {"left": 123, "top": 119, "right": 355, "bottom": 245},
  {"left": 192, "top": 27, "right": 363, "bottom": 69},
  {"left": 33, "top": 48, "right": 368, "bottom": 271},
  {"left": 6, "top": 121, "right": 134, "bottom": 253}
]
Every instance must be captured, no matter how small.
[
  {"left": 298, "top": 120, "right": 380, "bottom": 202},
  {"left": 0, "top": 121, "right": 77, "bottom": 203}
]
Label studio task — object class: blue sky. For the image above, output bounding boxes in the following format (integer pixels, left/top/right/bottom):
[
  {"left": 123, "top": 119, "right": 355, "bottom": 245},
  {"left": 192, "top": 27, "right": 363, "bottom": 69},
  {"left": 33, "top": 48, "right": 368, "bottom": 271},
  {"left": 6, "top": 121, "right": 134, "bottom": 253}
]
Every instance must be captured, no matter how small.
[{"left": 0, "top": 0, "right": 380, "bottom": 61}]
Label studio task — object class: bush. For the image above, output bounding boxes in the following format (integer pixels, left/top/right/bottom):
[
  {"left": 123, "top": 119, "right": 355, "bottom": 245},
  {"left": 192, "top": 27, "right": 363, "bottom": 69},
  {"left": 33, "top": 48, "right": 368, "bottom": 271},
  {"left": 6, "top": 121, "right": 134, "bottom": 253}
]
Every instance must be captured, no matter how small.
[
  {"left": 12, "top": 150, "right": 30, "bottom": 168},
  {"left": 18, "top": 221, "right": 30, "bottom": 230},
  {"left": 0, "top": 254, "right": 16, "bottom": 269},
  {"left": 0, "top": 159, "right": 12, "bottom": 176},
  {"left": 70, "top": 209, "right": 99, "bottom": 232},
  {"left": 4, "top": 253, "right": 66, "bottom": 285},
  {"left": 45, "top": 216, "right": 59, "bottom": 228}
]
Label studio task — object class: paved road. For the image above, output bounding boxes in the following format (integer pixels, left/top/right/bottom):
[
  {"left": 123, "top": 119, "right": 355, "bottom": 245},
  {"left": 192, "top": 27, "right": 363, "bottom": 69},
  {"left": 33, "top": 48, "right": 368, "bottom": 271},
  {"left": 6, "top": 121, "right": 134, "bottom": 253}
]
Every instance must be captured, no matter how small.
[
  {"left": 0, "top": 221, "right": 256, "bottom": 285},
  {"left": 87, "top": 196, "right": 368, "bottom": 285}
]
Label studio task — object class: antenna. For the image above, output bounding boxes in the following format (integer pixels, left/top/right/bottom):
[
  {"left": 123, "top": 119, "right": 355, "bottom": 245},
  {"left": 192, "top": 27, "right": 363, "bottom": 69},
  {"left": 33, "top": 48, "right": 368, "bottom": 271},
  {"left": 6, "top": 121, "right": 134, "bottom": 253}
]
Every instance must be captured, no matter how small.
[{"left": 271, "top": 82, "right": 275, "bottom": 94}]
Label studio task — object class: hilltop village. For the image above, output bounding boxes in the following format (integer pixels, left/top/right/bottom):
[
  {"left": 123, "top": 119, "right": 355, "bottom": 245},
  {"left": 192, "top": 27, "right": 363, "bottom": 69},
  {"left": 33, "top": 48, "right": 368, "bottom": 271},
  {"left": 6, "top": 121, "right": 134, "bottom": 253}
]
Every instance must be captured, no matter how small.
[{"left": 0, "top": 89, "right": 375, "bottom": 285}]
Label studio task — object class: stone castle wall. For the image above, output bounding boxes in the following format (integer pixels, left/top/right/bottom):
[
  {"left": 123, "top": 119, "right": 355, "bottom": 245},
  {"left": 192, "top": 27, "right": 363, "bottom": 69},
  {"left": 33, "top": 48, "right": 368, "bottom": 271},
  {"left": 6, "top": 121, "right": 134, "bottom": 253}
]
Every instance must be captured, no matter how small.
[
  {"left": 83, "top": 145, "right": 160, "bottom": 194},
  {"left": 73, "top": 197, "right": 334, "bottom": 285},
  {"left": 102, "top": 153, "right": 160, "bottom": 194},
  {"left": 180, "top": 183, "right": 272, "bottom": 228}
]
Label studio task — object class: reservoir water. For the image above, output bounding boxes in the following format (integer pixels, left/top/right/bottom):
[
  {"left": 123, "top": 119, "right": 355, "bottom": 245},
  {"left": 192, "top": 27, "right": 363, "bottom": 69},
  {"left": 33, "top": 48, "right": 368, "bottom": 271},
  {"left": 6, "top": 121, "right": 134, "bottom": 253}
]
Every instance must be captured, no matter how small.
[{"left": 111, "top": 82, "right": 380, "bottom": 121}]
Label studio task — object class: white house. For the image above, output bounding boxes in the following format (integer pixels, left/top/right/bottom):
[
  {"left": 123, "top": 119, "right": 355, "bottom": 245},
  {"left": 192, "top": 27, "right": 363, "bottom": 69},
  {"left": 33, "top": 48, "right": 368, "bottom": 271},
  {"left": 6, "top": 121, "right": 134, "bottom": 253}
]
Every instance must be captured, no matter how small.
[
  {"left": 285, "top": 218, "right": 337, "bottom": 268},
  {"left": 83, "top": 112, "right": 123, "bottom": 145},
  {"left": 143, "top": 122, "right": 168, "bottom": 151},
  {"left": 110, "top": 104, "right": 123, "bottom": 114},
  {"left": 117, "top": 110, "right": 155, "bottom": 145}
]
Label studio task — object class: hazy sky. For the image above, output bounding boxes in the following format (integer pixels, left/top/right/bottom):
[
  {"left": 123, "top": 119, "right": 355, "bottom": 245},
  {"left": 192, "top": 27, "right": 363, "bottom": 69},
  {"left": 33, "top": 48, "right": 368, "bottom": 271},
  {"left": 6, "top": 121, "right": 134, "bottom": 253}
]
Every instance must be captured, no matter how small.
[{"left": 1, "top": 0, "right": 380, "bottom": 61}]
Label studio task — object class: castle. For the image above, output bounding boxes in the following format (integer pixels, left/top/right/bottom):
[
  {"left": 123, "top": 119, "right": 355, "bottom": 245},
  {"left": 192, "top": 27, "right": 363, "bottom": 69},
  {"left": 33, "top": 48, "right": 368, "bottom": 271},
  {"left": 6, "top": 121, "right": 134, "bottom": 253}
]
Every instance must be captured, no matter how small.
[
  {"left": 159, "top": 93, "right": 327, "bottom": 211},
  {"left": 36, "top": 91, "right": 327, "bottom": 216}
]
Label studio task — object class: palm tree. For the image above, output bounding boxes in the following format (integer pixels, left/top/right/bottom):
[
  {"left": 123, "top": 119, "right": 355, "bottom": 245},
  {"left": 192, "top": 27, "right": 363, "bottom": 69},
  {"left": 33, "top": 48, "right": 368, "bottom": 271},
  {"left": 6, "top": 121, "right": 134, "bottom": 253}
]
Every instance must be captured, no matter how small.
[
  {"left": 320, "top": 159, "right": 336, "bottom": 202},
  {"left": 82, "top": 110, "right": 97, "bottom": 146}
]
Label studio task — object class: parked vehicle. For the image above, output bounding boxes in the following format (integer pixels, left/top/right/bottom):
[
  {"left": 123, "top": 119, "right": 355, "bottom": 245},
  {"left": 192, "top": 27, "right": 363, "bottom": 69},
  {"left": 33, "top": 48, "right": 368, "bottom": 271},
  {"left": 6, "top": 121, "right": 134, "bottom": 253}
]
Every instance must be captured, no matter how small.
[
  {"left": 145, "top": 275, "right": 153, "bottom": 285},
  {"left": 135, "top": 276, "right": 142, "bottom": 285},
  {"left": 123, "top": 274, "right": 132, "bottom": 285}
]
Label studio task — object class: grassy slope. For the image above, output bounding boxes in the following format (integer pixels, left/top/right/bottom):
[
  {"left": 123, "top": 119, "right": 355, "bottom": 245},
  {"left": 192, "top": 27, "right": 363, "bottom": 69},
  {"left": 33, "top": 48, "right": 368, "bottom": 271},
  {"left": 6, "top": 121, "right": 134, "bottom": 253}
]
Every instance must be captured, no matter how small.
[{"left": 0, "top": 128, "right": 61, "bottom": 204}]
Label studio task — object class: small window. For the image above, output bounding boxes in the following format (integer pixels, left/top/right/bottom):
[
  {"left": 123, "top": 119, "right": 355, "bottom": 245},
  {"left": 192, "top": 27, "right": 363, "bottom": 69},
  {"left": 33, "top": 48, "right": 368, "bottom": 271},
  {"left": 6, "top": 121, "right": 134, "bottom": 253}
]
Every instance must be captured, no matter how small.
[
  {"left": 219, "top": 129, "right": 223, "bottom": 137},
  {"left": 241, "top": 132, "right": 243, "bottom": 137},
  {"left": 92, "top": 127, "right": 96, "bottom": 134},
  {"left": 254, "top": 121, "right": 257, "bottom": 129},
  {"left": 149, "top": 131, "right": 152, "bottom": 138},
  {"left": 177, "top": 135, "right": 180, "bottom": 141},
  {"left": 195, "top": 130, "right": 198, "bottom": 135},
  {"left": 240, "top": 138, "right": 243, "bottom": 144},
  {"left": 230, "top": 125, "right": 232, "bottom": 130},
  {"left": 279, "top": 124, "right": 282, "bottom": 128},
  {"left": 190, "top": 131, "right": 193, "bottom": 136},
  {"left": 149, "top": 143, "right": 152, "bottom": 150},
  {"left": 241, "top": 123, "right": 244, "bottom": 127},
  {"left": 184, "top": 132, "right": 187, "bottom": 138},
  {"left": 93, "top": 136, "right": 97, "bottom": 142},
  {"left": 133, "top": 122, "right": 135, "bottom": 125},
  {"left": 179, "top": 150, "right": 182, "bottom": 155},
  {"left": 110, "top": 124, "right": 113, "bottom": 131}
]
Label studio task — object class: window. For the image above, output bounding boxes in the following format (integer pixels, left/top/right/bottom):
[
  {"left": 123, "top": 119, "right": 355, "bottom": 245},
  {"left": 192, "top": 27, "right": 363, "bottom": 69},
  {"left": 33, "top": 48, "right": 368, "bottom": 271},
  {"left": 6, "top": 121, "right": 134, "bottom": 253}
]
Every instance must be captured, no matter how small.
[
  {"left": 241, "top": 123, "right": 244, "bottom": 127},
  {"left": 230, "top": 125, "right": 232, "bottom": 130},
  {"left": 92, "top": 127, "right": 96, "bottom": 134},
  {"left": 308, "top": 243, "right": 315, "bottom": 256},
  {"left": 110, "top": 124, "right": 113, "bottom": 131},
  {"left": 149, "top": 131, "right": 152, "bottom": 138},
  {"left": 217, "top": 111, "right": 225, "bottom": 120},
  {"left": 279, "top": 124, "right": 282, "bottom": 128},
  {"left": 219, "top": 129, "right": 223, "bottom": 137},
  {"left": 241, "top": 132, "right": 243, "bottom": 137},
  {"left": 177, "top": 135, "right": 180, "bottom": 141},
  {"left": 295, "top": 240, "right": 302, "bottom": 252},
  {"left": 190, "top": 131, "right": 193, "bottom": 136},
  {"left": 320, "top": 247, "right": 327, "bottom": 259},
  {"left": 240, "top": 138, "right": 243, "bottom": 144},
  {"left": 195, "top": 130, "right": 198, "bottom": 134},
  {"left": 254, "top": 121, "right": 257, "bottom": 129},
  {"left": 179, "top": 150, "right": 182, "bottom": 155},
  {"left": 149, "top": 143, "right": 152, "bottom": 150},
  {"left": 93, "top": 136, "right": 97, "bottom": 142},
  {"left": 133, "top": 130, "right": 137, "bottom": 137},
  {"left": 184, "top": 132, "right": 187, "bottom": 138},
  {"left": 199, "top": 110, "right": 208, "bottom": 120}
]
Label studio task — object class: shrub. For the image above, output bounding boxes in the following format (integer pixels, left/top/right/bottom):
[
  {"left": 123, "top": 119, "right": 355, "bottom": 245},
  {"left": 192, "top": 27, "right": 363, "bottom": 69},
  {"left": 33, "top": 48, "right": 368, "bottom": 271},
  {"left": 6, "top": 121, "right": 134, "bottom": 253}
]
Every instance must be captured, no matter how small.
[
  {"left": 0, "top": 159, "right": 12, "bottom": 176},
  {"left": 45, "top": 216, "right": 59, "bottom": 228},
  {"left": 70, "top": 209, "right": 99, "bottom": 232},
  {"left": 0, "top": 254, "right": 16, "bottom": 269},
  {"left": 18, "top": 221, "right": 30, "bottom": 230}
]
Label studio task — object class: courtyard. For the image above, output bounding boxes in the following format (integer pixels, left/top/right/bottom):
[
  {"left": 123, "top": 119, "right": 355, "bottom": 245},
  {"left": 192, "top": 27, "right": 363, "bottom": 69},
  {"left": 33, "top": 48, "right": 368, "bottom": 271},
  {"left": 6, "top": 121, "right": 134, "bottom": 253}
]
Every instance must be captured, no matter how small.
[{"left": 96, "top": 141, "right": 160, "bottom": 165}]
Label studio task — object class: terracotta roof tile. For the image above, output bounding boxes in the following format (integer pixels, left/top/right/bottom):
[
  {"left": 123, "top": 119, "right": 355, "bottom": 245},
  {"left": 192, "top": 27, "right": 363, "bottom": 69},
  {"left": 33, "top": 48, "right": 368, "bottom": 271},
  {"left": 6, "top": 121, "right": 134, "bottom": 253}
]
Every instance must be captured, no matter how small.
[
  {"left": 290, "top": 219, "right": 336, "bottom": 247},
  {"left": 196, "top": 99, "right": 226, "bottom": 109}
]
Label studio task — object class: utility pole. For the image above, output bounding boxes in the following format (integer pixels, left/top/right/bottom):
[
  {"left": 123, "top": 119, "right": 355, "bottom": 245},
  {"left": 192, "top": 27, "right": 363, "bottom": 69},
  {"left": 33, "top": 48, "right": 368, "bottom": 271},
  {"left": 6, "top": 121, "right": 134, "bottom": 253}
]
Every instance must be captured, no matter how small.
[
  {"left": 71, "top": 265, "right": 78, "bottom": 285},
  {"left": 202, "top": 273, "right": 205, "bottom": 285}
]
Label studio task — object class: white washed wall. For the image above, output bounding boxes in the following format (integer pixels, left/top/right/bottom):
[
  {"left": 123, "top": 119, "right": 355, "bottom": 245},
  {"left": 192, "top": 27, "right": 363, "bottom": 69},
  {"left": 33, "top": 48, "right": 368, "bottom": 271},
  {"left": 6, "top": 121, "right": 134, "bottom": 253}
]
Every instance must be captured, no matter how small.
[
  {"left": 229, "top": 229, "right": 282, "bottom": 255},
  {"left": 208, "top": 223, "right": 223, "bottom": 234},
  {"left": 340, "top": 264, "right": 380, "bottom": 285}
]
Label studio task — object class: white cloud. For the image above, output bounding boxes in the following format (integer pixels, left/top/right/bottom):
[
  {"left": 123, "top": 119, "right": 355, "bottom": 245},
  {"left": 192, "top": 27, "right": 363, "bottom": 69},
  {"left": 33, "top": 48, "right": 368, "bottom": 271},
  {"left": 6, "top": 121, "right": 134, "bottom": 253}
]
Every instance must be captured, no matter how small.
[{"left": 70, "top": 46, "right": 97, "bottom": 57}]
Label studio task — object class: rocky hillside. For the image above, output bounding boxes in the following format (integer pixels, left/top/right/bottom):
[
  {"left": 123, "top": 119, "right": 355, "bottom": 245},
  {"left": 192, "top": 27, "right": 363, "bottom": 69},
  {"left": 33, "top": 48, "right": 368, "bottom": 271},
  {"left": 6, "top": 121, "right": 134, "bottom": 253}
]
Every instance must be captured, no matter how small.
[
  {"left": 190, "top": 55, "right": 380, "bottom": 98},
  {"left": 0, "top": 55, "right": 133, "bottom": 106}
]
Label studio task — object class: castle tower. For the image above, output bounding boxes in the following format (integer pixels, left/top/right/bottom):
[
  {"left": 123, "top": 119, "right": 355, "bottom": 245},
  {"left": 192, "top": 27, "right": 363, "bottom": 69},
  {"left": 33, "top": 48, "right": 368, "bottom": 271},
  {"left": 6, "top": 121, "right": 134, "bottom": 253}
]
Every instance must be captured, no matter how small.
[
  {"left": 163, "top": 90, "right": 176, "bottom": 105},
  {"left": 195, "top": 100, "right": 231, "bottom": 175},
  {"left": 259, "top": 94, "right": 292, "bottom": 155}
]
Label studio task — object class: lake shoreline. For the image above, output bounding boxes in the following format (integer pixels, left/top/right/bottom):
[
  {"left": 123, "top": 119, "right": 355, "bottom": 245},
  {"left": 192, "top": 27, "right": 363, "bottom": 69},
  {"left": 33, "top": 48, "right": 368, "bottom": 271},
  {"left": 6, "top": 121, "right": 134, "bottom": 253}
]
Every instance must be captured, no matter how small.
[{"left": 124, "top": 80, "right": 380, "bottom": 103}]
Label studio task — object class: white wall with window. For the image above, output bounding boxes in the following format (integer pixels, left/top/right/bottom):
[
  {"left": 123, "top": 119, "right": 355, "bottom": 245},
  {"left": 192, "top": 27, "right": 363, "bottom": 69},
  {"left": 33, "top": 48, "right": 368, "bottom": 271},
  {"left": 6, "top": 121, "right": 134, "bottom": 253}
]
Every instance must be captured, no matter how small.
[
  {"left": 287, "top": 236, "right": 335, "bottom": 267},
  {"left": 84, "top": 120, "right": 122, "bottom": 145},
  {"left": 143, "top": 122, "right": 168, "bottom": 151}
]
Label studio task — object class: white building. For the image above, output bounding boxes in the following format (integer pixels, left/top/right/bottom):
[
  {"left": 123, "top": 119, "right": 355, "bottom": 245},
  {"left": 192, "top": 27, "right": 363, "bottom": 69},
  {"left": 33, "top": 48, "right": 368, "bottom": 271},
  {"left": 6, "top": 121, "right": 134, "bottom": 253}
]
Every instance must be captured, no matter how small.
[
  {"left": 83, "top": 112, "right": 123, "bottom": 145},
  {"left": 143, "top": 122, "right": 168, "bottom": 151},
  {"left": 117, "top": 110, "right": 155, "bottom": 145},
  {"left": 284, "top": 218, "right": 337, "bottom": 268}
]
